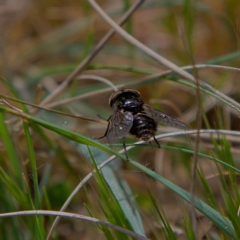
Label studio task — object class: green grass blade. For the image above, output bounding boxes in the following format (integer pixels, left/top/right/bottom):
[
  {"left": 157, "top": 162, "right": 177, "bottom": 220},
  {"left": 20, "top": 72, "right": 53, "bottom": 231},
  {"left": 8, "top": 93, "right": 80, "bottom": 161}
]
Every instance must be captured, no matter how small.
[
  {"left": 23, "top": 120, "right": 41, "bottom": 207},
  {"left": 22, "top": 120, "right": 44, "bottom": 240},
  {"left": 206, "top": 51, "right": 240, "bottom": 64},
  {"left": 163, "top": 145, "right": 240, "bottom": 174},
  {"left": 0, "top": 112, "right": 22, "bottom": 186},
  {"left": 0, "top": 105, "right": 124, "bottom": 159},
  {"left": 82, "top": 145, "right": 145, "bottom": 237},
  {"left": 0, "top": 167, "right": 28, "bottom": 206},
  {"left": 176, "top": 79, "right": 240, "bottom": 112},
  {"left": 129, "top": 160, "right": 236, "bottom": 239},
  {"left": 149, "top": 193, "right": 177, "bottom": 239}
]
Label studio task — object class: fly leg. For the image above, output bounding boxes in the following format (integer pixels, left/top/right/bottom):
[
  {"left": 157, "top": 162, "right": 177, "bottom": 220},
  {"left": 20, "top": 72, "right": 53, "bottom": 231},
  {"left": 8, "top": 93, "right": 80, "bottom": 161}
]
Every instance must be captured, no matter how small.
[
  {"left": 153, "top": 137, "right": 161, "bottom": 148},
  {"left": 122, "top": 137, "right": 129, "bottom": 160},
  {"left": 94, "top": 121, "right": 110, "bottom": 140}
]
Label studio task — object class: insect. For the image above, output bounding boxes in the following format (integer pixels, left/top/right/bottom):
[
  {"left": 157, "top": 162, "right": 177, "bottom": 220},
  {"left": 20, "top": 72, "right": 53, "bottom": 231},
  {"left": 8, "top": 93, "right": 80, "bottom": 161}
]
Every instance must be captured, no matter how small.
[{"left": 98, "top": 89, "right": 188, "bottom": 158}]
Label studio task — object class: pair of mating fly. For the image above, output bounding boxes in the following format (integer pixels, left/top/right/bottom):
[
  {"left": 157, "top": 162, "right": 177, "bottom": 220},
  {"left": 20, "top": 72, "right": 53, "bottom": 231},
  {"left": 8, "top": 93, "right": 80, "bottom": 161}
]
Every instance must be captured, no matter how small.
[{"left": 98, "top": 89, "right": 188, "bottom": 159}]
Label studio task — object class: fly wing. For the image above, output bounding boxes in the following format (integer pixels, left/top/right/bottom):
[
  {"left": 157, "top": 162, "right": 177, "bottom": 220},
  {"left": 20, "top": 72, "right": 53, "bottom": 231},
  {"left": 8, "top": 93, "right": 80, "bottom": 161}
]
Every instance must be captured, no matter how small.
[
  {"left": 143, "top": 104, "right": 188, "bottom": 130},
  {"left": 106, "top": 110, "right": 133, "bottom": 143}
]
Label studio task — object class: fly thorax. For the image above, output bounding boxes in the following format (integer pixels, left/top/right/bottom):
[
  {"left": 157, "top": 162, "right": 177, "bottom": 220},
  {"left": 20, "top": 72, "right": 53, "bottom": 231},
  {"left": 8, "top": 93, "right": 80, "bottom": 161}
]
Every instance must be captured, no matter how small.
[{"left": 120, "top": 97, "right": 143, "bottom": 113}]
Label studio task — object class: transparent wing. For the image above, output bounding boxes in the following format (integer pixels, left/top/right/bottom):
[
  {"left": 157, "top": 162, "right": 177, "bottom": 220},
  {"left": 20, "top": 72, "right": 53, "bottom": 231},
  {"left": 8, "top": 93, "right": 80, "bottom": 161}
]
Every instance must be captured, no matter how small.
[
  {"left": 106, "top": 110, "right": 133, "bottom": 142},
  {"left": 143, "top": 104, "right": 189, "bottom": 130}
]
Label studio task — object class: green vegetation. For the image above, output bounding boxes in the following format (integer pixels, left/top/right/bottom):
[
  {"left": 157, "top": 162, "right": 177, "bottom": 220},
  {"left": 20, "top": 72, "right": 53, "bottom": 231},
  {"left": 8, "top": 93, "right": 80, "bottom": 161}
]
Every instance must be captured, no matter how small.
[{"left": 0, "top": 0, "right": 240, "bottom": 239}]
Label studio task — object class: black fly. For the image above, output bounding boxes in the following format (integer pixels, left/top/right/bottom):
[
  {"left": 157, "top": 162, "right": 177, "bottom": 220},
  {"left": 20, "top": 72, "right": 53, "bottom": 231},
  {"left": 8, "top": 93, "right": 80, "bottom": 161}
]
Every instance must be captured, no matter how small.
[{"left": 97, "top": 89, "right": 188, "bottom": 159}]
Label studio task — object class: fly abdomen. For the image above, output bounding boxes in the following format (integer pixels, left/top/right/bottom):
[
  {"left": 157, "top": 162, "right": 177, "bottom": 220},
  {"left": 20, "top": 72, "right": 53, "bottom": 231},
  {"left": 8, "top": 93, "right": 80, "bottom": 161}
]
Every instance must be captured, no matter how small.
[{"left": 130, "top": 113, "right": 157, "bottom": 142}]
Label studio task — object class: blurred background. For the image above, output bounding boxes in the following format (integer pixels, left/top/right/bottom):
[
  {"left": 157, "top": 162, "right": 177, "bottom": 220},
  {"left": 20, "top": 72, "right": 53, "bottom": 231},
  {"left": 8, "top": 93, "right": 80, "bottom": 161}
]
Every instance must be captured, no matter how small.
[{"left": 1, "top": 0, "right": 240, "bottom": 239}]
